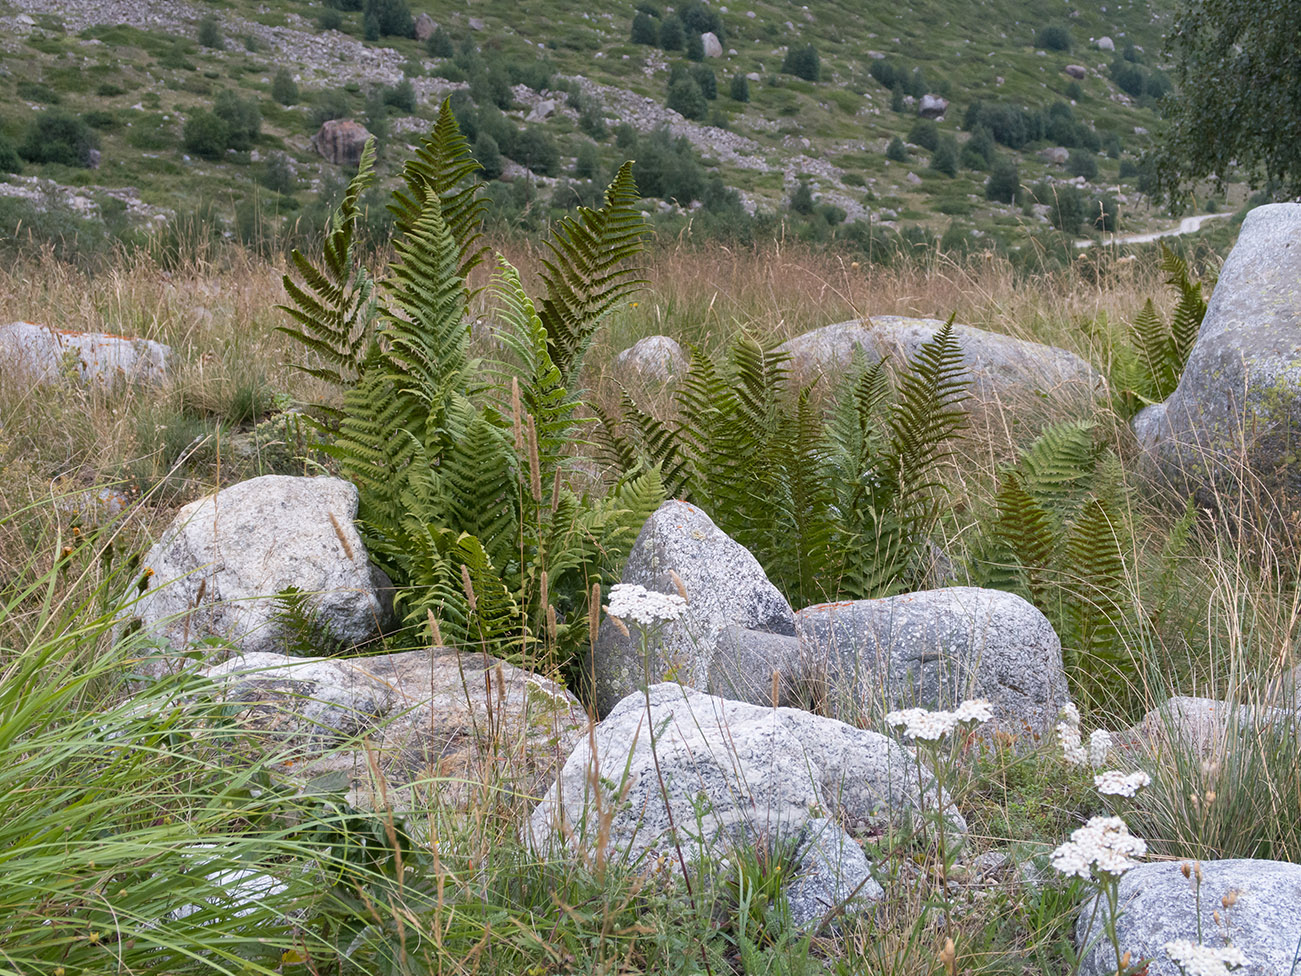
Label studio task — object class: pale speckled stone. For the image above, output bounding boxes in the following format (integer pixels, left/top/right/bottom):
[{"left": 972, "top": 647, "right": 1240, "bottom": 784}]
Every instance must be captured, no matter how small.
[
  {"left": 795, "top": 588, "right": 1070, "bottom": 742},
  {"left": 529, "top": 683, "right": 968, "bottom": 927},
  {"left": 590, "top": 501, "right": 794, "bottom": 717},
  {"left": 1076, "top": 859, "right": 1301, "bottom": 976},
  {"left": 133, "top": 476, "right": 393, "bottom": 662},
  {"left": 1116, "top": 695, "right": 1296, "bottom": 760},
  {"left": 614, "top": 334, "right": 689, "bottom": 383},
  {"left": 200, "top": 647, "right": 588, "bottom": 811},
  {"left": 776, "top": 316, "right": 1105, "bottom": 407},
  {"left": 1136, "top": 204, "right": 1301, "bottom": 500},
  {"left": 0, "top": 320, "right": 172, "bottom": 387}
]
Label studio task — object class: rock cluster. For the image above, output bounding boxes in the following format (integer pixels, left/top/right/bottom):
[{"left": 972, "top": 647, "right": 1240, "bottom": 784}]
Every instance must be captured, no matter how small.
[{"left": 0, "top": 321, "right": 173, "bottom": 387}]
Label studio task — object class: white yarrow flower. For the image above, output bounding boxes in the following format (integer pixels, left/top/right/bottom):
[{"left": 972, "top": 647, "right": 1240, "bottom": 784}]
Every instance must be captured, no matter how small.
[
  {"left": 1058, "top": 721, "right": 1087, "bottom": 766},
  {"left": 1089, "top": 728, "right": 1113, "bottom": 768},
  {"left": 1094, "top": 769, "right": 1152, "bottom": 798},
  {"left": 605, "top": 584, "right": 686, "bottom": 627},
  {"left": 885, "top": 700, "right": 991, "bottom": 741},
  {"left": 1050, "top": 815, "right": 1145, "bottom": 881},
  {"left": 954, "top": 698, "right": 995, "bottom": 724},
  {"left": 1164, "top": 939, "right": 1248, "bottom": 975}
]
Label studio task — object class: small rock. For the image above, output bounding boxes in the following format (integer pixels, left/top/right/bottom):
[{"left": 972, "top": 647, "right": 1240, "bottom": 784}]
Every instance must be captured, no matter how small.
[
  {"left": 468, "top": 16, "right": 485, "bottom": 30},
  {"left": 701, "top": 31, "right": 723, "bottom": 57},
  {"left": 1039, "top": 146, "right": 1071, "bottom": 165},
  {"left": 311, "top": 119, "right": 372, "bottom": 167},
  {"left": 918, "top": 94, "right": 948, "bottom": 119},
  {"left": 614, "top": 334, "right": 688, "bottom": 383},
  {"left": 413, "top": 12, "right": 436, "bottom": 41},
  {"left": 0, "top": 321, "right": 172, "bottom": 387},
  {"left": 1064, "top": 64, "right": 1087, "bottom": 79},
  {"left": 1096, "top": 35, "right": 1115, "bottom": 51},
  {"left": 525, "top": 98, "right": 557, "bottom": 122}
]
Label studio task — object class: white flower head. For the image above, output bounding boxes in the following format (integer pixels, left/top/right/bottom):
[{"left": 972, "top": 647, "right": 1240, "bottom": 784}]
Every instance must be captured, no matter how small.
[
  {"left": 1094, "top": 769, "right": 1152, "bottom": 798},
  {"left": 886, "top": 699, "right": 993, "bottom": 741},
  {"left": 1060, "top": 702, "right": 1081, "bottom": 727},
  {"left": 1164, "top": 940, "right": 1248, "bottom": 975},
  {"left": 1089, "top": 728, "right": 1114, "bottom": 768},
  {"left": 1050, "top": 815, "right": 1145, "bottom": 881},
  {"left": 954, "top": 699, "right": 995, "bottom": 724},
  {"left": 1058, "top": 721, "right": 1087, "bottom": 766},
  {"left": 605, "top": 584, "right": 686, "bottom": 627}
]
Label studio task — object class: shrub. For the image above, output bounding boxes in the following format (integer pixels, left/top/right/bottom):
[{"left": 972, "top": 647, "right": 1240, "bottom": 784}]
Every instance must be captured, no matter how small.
[
  {"left": 986, "top": 156, "right": 1020, "bottom": 202},
  {"left": 1110, "top": 58, "right": 1146, "bottom": 97},
  {"left": 82, "top": 109, "right": 118, "bottom": 131},
  {"left": 19, "top": 111, "right": 98, "bottom": 167},
  {"left": 182, "top": 109, "right": 229, "bottom": 159},
  {"left": 271, "top": 67, "right": 299, "bottom": 105},
  {"left": 16, "top": 81, "right": 59, "bottom": 104},
  {"left": 363, "top": 12, "right": 380, "bottom": 40},
  {"left": 1036, "top": 23, "right": 1072, "bottom": 51},
  {"left": 425, "top": 25, "right": 454, "bottom": 57},
  {"left": 260, "top": 152, "right": 298, "bottom": 194},
  {"left": 1035, "top": 181, "right": 1084, "bottom": 232},
  {"left": 666, "top": 76, "right": 707, "bottom": 120},
  {"left": 1088, "top": 192, "right": 1118, "bottom": 231},
  {"left": 196, "top": 14, "right": 224, "bottom": 49},
  {"left": 631, "top": 11, "right": 659, "bottom": 45},
  {"left": 781, "top": 44, "right": 820, "bottom": 82},
  {"left": 885, "top": 136, "right": 908, "bottom": 162},
  {"left": 685, "top": 29, "right": 705, "bottom": 61},
  {"left": 680, "top": 1, "right": 724, "bottom": 43},
  {"left": 869, "top": 59, "right": 897, "bottom": 88},
  {"left": 960, "top": 125, "right": 995, "bottom": 170},
  {"left": 317, "top": 7, "right": 342, "bottom": 30},
  {"left": 890, "top": 82, "right": 905, "bottom": 113},
  {"left": 383, "top": 79, "right": 416, "bottom": 112},
  {"left": 659, "top": 14, "right": 685, "bottom": 51},
  {"left": 0, "top": 134, "right": 21, "bottom": 173},
  {"left": 213, "top": 89, "right": 261, "bottom": 150},
  {"left": 363, "top": 0, "right": 414, "bottom": 37},
  {"left": 633, "top": 128, "right": 705, "bottom": 203},
  {"left": 690, "top": 64, "right": 717, "bottom": 100},
  {"left": 789, "top": 180, "right": 815, "bottom": 215},
  {"left": 511, "top": 126, "right": 559, "bottom": 175},
  {"left": 1065, "top": 80, "right": 1083, "bottom": 102},
  {"left": 474, "top": 131, "right": 503, "bottom": 179},
  {"left": 930, "top": 134, "right": 958, "bottom": 177},
  {"left": 907, "top": 118, "right": 939, "bottom": 152},
  {"left": 469, "top": 62, "right": 514, "bottom": 110},
  {"left": 729, "top": 73, "right": 749, "bottom": 102},
  {"left": 309, "top": 89, "right": 352, "bottom": 128},
  {"left": 574, "top": 140, "right": 601, "bottom": 179},
  {"left": 578, "top": 104, "right": 607, "bottom": 139},
  {"left": 1068, "top": 149, "right": 1098, "bottom": 180}
]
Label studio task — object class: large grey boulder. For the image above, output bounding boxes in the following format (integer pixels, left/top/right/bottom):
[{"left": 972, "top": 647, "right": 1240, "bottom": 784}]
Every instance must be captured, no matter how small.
[
  {"left": 1117, "top": 695, "right": 1296, "bottom": 760},
  {"left": 918, "top": 94, "right": 949, "bottom": 119},
  {"left": 413, "top": 12, "right": 436, "bottom": 41},
  {"left": 591, "top": 501, "right": 795, "bottom": 716},
  {"left": 0, "top": 321, "right": 172, "bottom": 387},
  {"left": 614, "top": 334, "right": 689, "bottom": 383},
  {"left": 199, "top": 647, "right": 587, "bottom": 810},
  {"left": 1076, "top": 859, "right": 1301, "bottom": 976},
  {"left": 776, "top": 316, "right": 1104, "bottom": 408},
  {"left": 530, "top": 683, "right": 966, "bottom": 927},
  {"left": 134, "top": 476, "right": 393, "bottom": 662},
  {"left": 701, "top": 31, "right": 723, "bottom": 57},
  {"left": 311, "top": 119, "right": 372, "bottom": 167},
  {"left": 795, "top": 588, "right": 1070, "bottom": 741},
  {"left": 1134, "top": 204, "right": 1301, "bottom": 501}
]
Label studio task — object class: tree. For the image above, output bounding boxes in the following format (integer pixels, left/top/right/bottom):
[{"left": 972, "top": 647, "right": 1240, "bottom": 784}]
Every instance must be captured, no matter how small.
[
  {"left": 196, "top": 14, "right": 224, "bottom": 49},
  {"left": 986, "top": 156, "right": 1020, "bottom": 202},
  {"left": 474, "top": 131, "right": 503, "bottom": 180},
  {"left": 19, "top": 111, "right": 98, "bottom": 167},
  {"left": 1036, "top": 23, "right": 1072, "bottom": 51},
  {"left": 425, "top": 26, "right": 454, "bottom": 57},
  {"left": 690, "top": 64, "right": 717, "bottom": 100},
  {"left": 789, "top": 180, "right": 815, "bottom": 215},
  {"left": 213, "top": 90, "right": 261, "bottom": 151},
  {"left": 271, "top": 68, "right": 299, "bottom": 106},
  {"left": 630, "top": 11, "right": 659, "bottom": 45},
  {"left": 729, "top": 74, "right": 750, "bottom": 103},
  {"left": 781, "top": 44, "right": 820, "bottom": 82},
  {"left": 907, "top": 119, "right": 939, "bottom": 152},
  {"left": 685, "top": 30, "right": 705, "bottom": 61},
  {"left": 659, "top": 14, "right": 685, "bottom": 51},
  {"left": 886, "top": 136, "right": 908, "bottom": 162},
  {"left": 363, "top": 0, "right": 414, "bottom": 38},
  {"left": 930, "top": 135, "right": 958, "bottom": 177},
  {"left": 1068, "top": 149, "right": 1098, "bottom": 180},
  {"left": 183, "top": 110, "right": 229, "bottom": 160},
  {"left": 666, "top": 77, "right": 706, "bottom": 120},
  {"left": 1150, "top": 0, "right": 1301, "bottom": 201}
]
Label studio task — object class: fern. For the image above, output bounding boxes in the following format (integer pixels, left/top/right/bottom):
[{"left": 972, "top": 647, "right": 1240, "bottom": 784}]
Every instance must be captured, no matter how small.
[
  {"left": 276, "top": 138, "right": 379, "bottom": 425},
  {"left": 989, "top": 473, "right": 1057, "bottom": 604},
  {"left": 539, "top": 161, "right": 648, "bottom": 383}
]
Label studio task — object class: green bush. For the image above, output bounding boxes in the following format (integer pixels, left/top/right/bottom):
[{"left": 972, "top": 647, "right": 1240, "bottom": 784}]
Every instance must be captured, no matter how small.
[
  {"left": 19, "top": 110, "right": 98, "bottom": 167},
  {"left": 869, "top": 59, "right": 897, "bottom": 88},
  {"left": 961, "top": 125, "right": 995, "bottom": 170},
  {"left": 885, "top": 136, "right": 908, "bottom": 162},
  {"left": 1036, "top": 23, "right": 1072, "bottom": 51},
  {"left": 890, "top": 82, "right": 905, "bottom": 112},
  {"left": 1065, "top": 80, "right": 1083, "bottom": 102},
  {"left": 309, "top": 88, "right": 352, "bottom": 128},
  {"left": 81, "top": 109, "right": 119, "bottom": 131},
  {"left": 632, "top": 127, "right": 705, "bottom": 203},
  {"left": 213, "top": 89, "right": 261, "bottom": 151},
  {"left": 631, "top": 10, "right": 659, "bottom": 45},
  {"left": 383, "top": 79, "right": 416, "bottom": 112},
  {"left": 680, "top": 0, "right": 724, "bottom": 43},
  {"left": 260, "top": 152, "right": 298, "bottom": 194},
  {"left": 1068, "top": 149, "right": 1098, "bottom": 180},
  {"left": 272, "top": 67, "right": 299, "bottom": 105},
  {"left": 930, "top": 134, "right": 958, "bottom": 176},
  {"left": 907, "top": 118, "right": 939, "bottom": 152},
  {"left": 685, "top": 29, "right": 705, "bottom": 61},
  {"left": 16, "top": 80, "right": 60, "bottom": 104},
  {"left": 196, "top": 13, "right": 224, "bottom": 48},
  {"left": 789, "top": 180, "right": 815, "bottom": 215},
  {"left": 667, "top": 76, "right": 707, "bottom": 120},
  {"left": 511, "top": 126, "right": 559, "bottom": 175},
  {"left": 317, "top": 7, "right": 343, "bottom": 30},
  {"left": 574, "top": 140, "right": 601, "bottom": 179},
  {"left": 425, "top": 25, "right": 454, "bottom": 56},
  {"left": 182, "top": 109, "right": 229, "bottom": 159},
  {"left": 781, "top": 44, "right": 820, "bottom": 82},
  {"left": 0, "top": 133, "right": 21, "bottom": 173},
  {"left": 690, "top": 64, "right": 717, "bottom": 100},
  {"left": 986, "top": 156, "right": 1020, "bottom": 203},
  {"left": 1034, "top": 181, "right": 1084, "bottom": 232},
  {"left": 1088, "top": 192, "right": 1118, "bottom": 231},
  {"left": 659, "top": 14, "right": 685, "bottom": 51},
  {"left": 729, "top": 73, "right": 750, "bottom": 102},
  {"left": 362, "top": 0, "right": 414, "bottom": 37},
  {"left": 474, "top": 130, "right": 503, "bottom": 179}
]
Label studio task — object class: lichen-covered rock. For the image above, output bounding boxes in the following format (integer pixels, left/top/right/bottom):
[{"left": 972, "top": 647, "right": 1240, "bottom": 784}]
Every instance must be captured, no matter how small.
[
  {"left": 134, "top": 476, "right": 393, "bottom": 662},
  {"left": 701, "top": 31, "right": 722, "bottom": 57},
  {"left": 413, "top": 12, "right": 436, "bottom": 41},
  {"left": 529, "top": 683, "right": 967, "bottom": 927},
  {"left": 0, "top": 321, "right": 172, "bottom": 387},
  {"left": 1116, "top": 695, "right": 1295, "bottom": 760},
  {"left": 1134, "top": 204, "right": 1301, "bottom": 501},
  {"left": 590, "top": 501, "right": 795, "bottom": 716},
  {"left": 1076, "top": 859, "right": 1301, "bottom": 976},
  {"left": 795, "top": 588, "right": 1070, "bottom": 741},
  {"left": 198, "top": 647, "right": 587, "bottom": 810},
  {"left": 708, "top": 624, "right": 804, "bottom": 707},
  {"left": 311, "top": 119, "right": 372, "bottom": 167},
  {"left": 614, "top": 334, "right": 689, "bottom": 383},
  {"left": 776, "top": 316, "right": 1104, "bottom": 407}
]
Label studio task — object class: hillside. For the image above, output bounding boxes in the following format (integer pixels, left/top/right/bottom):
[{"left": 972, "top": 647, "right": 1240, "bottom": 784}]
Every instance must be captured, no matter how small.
[{"left": 0, "top": 0, "right": 1216, "bottom": 257}]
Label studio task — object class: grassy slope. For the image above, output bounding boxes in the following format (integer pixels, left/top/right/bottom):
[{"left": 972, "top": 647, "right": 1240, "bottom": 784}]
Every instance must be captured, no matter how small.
[{"left": 0, "top": 0, "right": 1197, "bottom": 240}]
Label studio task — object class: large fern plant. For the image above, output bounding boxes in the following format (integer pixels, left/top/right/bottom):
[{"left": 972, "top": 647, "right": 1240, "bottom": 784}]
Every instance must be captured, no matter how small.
[
  {"left": 596, "top": 320, "right": 970, "bottom": 606},
  {"left": 278, "top": 101, "right": 659, "bottom": 683},
  {"left": 1113, "top": 244, "right": 1209, "bottom": 418}
]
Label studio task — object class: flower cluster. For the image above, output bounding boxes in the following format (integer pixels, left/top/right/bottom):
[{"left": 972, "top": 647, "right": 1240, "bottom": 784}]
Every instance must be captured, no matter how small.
[
  {"left": 1058, "top": 702, "right": 1088, "bottom": 766},
  {"left": 1094, "top": 769, "right": 1152, "bottom": 798},
  {"left": 885, "top": 699, "right": 994, "bottom": 741},
  {"left": 604, "top": 584, "right": 687, "bottom": 627},
  {"left": 1089, "top": 728, "right": 1114, "bottom": 768},
  {"left": 1163, "top": 940, "right": 1247, "bottom": 976},
  {"left": 1050, "top": 816, "right": 1146, "bottom": 880}
]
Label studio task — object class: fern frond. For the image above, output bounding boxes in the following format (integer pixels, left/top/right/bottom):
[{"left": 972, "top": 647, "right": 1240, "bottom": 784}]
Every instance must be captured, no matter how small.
[
  {"left": 619, "top": 391, "right": 690, "bottom": 497},
  {"left": 539, "top": 162, "right": 648, "bottom": 383},
  {"left": 1061, "top": 494, "right": 1132, "bottom": 707},
  {"left": 590, "top": 402, "right": 641, "bottom": 474},
  {"left": 1016, "top": 419, "right": 1099, "bottom": 513},
  {"left": 990, "top": 472, "right": 1059, "bottom": 605},
  {"left": 277, "top": 137, "right": 379, "bottom": 421},
  {"left": 389, "top": 100, "right": 488, "bottom": 280}
]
